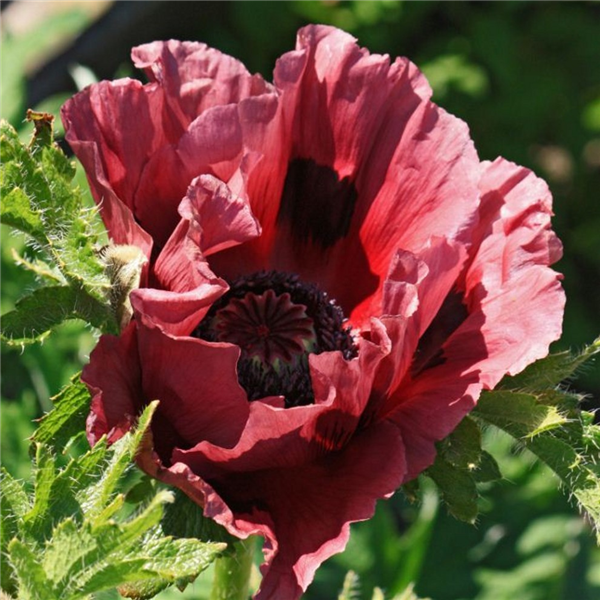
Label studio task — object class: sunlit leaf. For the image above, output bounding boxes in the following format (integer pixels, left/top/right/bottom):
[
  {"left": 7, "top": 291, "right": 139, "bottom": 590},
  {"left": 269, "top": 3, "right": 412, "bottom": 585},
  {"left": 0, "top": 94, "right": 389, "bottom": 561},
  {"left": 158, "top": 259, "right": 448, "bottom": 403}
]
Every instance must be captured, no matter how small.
[
  {"left": 0, "top": 117, "right": 117, "bottom": 341},
  {"left": 1, "top": 286, "right": 112, "bottom": 345},
  {"left": 32, "top": 374, "right": 91, "bottom": 452},
  {"left": 1, "top": 403, "right": 225, "bottom": 600},
  {"left": 473, "top": 339, "right": 600, "bottom": 540},
  {"left": 338, "top": 570, "right": 361, "bottom": 600}
]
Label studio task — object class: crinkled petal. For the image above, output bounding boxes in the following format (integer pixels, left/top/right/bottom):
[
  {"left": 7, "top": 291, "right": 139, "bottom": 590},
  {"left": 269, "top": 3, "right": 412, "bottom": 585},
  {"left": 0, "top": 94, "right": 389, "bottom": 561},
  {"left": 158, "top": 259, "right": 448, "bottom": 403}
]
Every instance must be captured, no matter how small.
[
  {"left": 61, "top": 80, "right": 171, "bottom": 250},
  {"left": 62, "top": 79, "right": 170, "bottom": 208},
  {"left": 385, "top": 159, "right": 565, "bottom": 480},
  {"left": 179, "top": 174, "right": 261, "bottom": 256},
  {"left": 463, "top": 158, "right": 565, "bottom": 386},
  {"left": 61, "top": 81, "right": 155, "bottom": 255},
  {"left": 219, "top": 24, "right": 481, "bottom": 326},
  {"left": 175, "top": 326, "right": 390, "bottom": 472},
  {"left": 468, "top": 158, "right": 563, "bottom": 298},
  {"left": 132, "top": 103, "right": 246, "bottom": 247},
  {"left": 84, "top": 321, "right": 251, "bottom": 459},
  {"left": 170, "top": 415, "right": 405, "bottom": 600},
  {"left": 136, "top": 324, "right": 249, "bottom": 449},
  {"left": 131, "top": 220, "right": 227, "bottom": 336},
  {"left": 132, "top": 39, "right": 273, "bottom": 133},
  {"left": 132, "top": 173, "right": 263, "bottom": 335},
  {"left": 274, "top": 25, "right": 431, "bottom": 179},
  {"left": 370, "top": 238, "right": 467, "bottom": 407},
  {"left": 386, "top": 319, "right": 485, "bottom": 480},
  {"left": 63, "top": 45, "right": 278, "bottom": 249},
  {"left": 82, "top": 322, "right": 143, "bottom": 445}
]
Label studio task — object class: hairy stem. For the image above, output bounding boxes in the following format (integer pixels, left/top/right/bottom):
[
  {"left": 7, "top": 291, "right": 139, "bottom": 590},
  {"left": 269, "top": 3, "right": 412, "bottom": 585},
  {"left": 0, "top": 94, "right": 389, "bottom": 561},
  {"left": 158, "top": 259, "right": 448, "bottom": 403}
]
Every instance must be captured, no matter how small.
[{"left": 209, "top": 537, "right": 256, "bottom": 600}]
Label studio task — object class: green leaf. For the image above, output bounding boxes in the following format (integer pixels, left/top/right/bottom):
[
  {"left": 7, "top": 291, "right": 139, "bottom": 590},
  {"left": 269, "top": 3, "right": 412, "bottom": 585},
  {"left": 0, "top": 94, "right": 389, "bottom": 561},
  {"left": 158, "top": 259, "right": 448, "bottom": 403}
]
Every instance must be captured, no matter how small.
[
  {"left": 474, "top": 391, "right": 569, "bottom": 438},
  {"left": 0, "top": 469, "right": 30, "bottom": 520},
  {"left": 1, "top": 403, "right": 225, "bottom": 600},
  {"left": 473, "top": 340, "right": 600, "bottom": 541},
  {"left": 500, "top": 336, "right": 600, "bottom": 391},
  {"left": 427, "top": 340, "right": 600, "bottom": 530},
  {"left": 474, "top": 450, "right": 502, "bottom": 483},
  {"left": 1, "top": 470, "right": 30, "bottom": 593},
  {"left": 426, "top": 455, "right": 479, "bottom": 524},
  {"left": 437, "top": 416, "right": 482, "bottom": 470},
  {"left": 11, "top": 246, "right": 63, "bottom": 284},
  {"left": 0, "top": 187, "right": 45, "bottom": 243},
  {"left": 160, "top": 487, "right": 235, "bottom": 546},
  {"left": 117, "top": 534, "right": 228, "bottom": 599},
  {"left": 1, "top": 286, "right": 113, "bottom": 345},
  {"left": 7, "top": 539, "right": 54, "bottom": 600},
  {"left": 32, "top": 374, "right": 91, "bottom": 452},
  {"left": 1, "top": 118, "right": 118, "bottom": 339},
  {"left": 424, "top": 417, "right": 496, "bottom": 523},
  {"left": 23, "top": 443, "right": 59, "bottom": 543},
  {"left": 81, "top": 402, "right": 160, "bottom": 522}
]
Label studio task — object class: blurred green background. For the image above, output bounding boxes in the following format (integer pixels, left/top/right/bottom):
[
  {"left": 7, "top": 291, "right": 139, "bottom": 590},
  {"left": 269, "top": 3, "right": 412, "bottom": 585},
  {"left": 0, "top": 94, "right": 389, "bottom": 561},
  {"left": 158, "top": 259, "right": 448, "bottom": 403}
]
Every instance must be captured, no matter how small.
[{"left": 1, "top": 2, "right": 599, "bottom": 599}]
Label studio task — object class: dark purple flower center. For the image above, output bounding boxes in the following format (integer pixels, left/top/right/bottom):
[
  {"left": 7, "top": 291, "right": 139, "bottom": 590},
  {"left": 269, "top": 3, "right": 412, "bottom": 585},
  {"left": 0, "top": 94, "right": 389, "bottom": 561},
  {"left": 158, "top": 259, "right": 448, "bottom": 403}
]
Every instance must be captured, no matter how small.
[
  {"left": 194, "top": 271, "right": 356, "bottom": 407},
  {"left": 212, "top": 289, "right": 317, "bottom": 364}
]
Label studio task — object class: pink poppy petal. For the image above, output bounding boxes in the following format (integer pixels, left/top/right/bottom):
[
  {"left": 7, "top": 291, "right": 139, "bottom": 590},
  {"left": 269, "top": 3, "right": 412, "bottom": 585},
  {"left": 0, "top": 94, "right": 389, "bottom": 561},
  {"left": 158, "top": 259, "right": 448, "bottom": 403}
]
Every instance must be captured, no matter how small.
[
  {"left": 462, "top": 158, "right": 565, "bottom": 386},
  {"left": 386, "top": 322, "right": 485, "bottom": 480},
  {"left": 467, "top": 266, "right": 565, "bottom": 389},
  {"left": 130, "top": 284, "right": 225, "bottom": 337},
  {"left": 387, "top": 267, "right": 563, "bottom": 482},
  {"left": 385, "top": 160, "right": 565, "bottom": 480},
  {"left": 136, "top": 323, "right": 250, "bottom": 450},
  {"left": 174, "top": 400, "right": 326, "bottom": 475},
  {"left": 61, "top": 84, "right": 155, "bottom": 255},
  {"left": 131, "top": 220, "right": 227, "bottom": 336},
  {"left": 253, "top": 421, "right": 405, "bottom": 599},
  {"left": 62, "top": 79, "right": 170, "bottom": 212},
  {"left": 468, "top": 157, "right": 563, "bottom": 300},
  {"left": 274, "top": 25, "right": 430, "bottom": 177},
  {"left": 132, "top": 39, "right": 272, "bottom": 132},
  {"left": 240, "top": 25, "right": 481, "bottom": 324},
  {"left": 171, "top": 418, "right": 405, "bottom": 600},
  {"left": 82, "top": 323, "right": 143, "bottom": 445},
  {"left": 367, "top": 239, "right": 467, "bottom": 405},
  {"left": 180, "top": 174, "right": 261, "bottom": 256},
  {"left": 133, "top": 89, "right": 279, "bottom": 249}
]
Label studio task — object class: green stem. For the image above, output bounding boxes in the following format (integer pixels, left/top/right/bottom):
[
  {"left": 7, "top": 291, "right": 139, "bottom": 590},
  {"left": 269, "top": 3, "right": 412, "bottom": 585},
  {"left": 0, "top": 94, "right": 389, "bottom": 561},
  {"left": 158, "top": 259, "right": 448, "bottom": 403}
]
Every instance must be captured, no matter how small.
[{"left": 209, "top": 537, "right": 256, "bottom": 600}]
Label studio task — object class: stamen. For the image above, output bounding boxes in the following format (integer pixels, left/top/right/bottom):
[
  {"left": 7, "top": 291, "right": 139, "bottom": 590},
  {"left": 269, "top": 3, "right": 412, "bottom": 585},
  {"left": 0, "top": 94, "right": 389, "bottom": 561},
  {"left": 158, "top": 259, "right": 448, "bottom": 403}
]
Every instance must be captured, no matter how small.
[{"left": 194, "top": 271, "right": 357, "bottom": 407}]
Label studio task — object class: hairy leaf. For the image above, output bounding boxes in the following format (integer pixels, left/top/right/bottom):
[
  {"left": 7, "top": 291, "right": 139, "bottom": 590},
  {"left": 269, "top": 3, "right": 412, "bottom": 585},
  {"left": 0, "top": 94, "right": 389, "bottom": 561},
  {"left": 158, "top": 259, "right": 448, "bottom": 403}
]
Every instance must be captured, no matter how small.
[
  {"left": 427, "top": 455, "right": 479, "bottom": 523},
  {"left": 473, "top": 338, "right": 600, "bottom": 540},
  {"left": 161, "top": 487, "right": 235, "bottom": 546},
  {"left": 425, "top": 416, "right": 500, "bottom": 523},
  {"left": 32, "top": 374, "right": 91, "bottom": 451},
  {"left": 1, "top": 403, "right": 225, "bottom": 600},
  {"left": 500, "top": 337, "right": 600, "bottom": 391},
  {"left": 0, "top": 118, "right": 118, "bottom": 340},
  {"left": 1, "top": 286, "right": 113, "bottom": 345}
]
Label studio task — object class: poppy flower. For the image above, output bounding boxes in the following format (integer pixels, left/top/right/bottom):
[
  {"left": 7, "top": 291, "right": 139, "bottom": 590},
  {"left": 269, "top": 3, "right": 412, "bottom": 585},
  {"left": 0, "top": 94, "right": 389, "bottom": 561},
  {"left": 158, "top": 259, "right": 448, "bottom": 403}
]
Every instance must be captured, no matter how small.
[{"left": 63, "top": 26, "right": 565, "bottom": 599}]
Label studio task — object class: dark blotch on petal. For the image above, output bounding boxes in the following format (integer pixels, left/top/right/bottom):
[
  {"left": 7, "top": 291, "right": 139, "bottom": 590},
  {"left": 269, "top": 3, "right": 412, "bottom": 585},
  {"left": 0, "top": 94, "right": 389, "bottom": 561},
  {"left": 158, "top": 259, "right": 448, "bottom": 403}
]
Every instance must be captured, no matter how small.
[
  {"left": 151, "top": 409, "right": 192, "bottom": 467},
  {"left": 411, "top": 290, "right": 469, "bottom": 376},
  {"left": 278, "top": 158, "right": 358, "bottom": 250}
]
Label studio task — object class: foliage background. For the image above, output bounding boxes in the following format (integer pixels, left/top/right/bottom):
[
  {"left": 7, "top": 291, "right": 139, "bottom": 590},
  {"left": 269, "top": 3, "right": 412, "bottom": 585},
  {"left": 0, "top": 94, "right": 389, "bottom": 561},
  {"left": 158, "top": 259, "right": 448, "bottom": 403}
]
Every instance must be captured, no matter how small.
[{"left": 1, "top": 1, "right": 599, "bottom": 599}]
